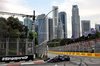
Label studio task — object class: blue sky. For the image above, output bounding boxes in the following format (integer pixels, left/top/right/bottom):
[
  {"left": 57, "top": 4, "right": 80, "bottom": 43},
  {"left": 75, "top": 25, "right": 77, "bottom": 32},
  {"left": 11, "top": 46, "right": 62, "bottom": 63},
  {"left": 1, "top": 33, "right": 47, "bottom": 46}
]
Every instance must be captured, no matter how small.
[{"left": 0, "top": 0, "right": 100, "bottom": 38}]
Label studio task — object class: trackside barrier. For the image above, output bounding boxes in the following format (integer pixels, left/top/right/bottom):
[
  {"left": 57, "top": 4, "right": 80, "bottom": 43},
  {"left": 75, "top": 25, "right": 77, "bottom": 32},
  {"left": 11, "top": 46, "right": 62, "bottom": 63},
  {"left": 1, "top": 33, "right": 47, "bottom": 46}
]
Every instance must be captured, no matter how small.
[
  {"left": 47, "top": 51, "right": 100, "bottom": 58},
  {"left": 0, "top": 55, "right": 33, "bottom": 63},
  {"left": 36, "top": 41, "right": 47, "bottom": 57}
]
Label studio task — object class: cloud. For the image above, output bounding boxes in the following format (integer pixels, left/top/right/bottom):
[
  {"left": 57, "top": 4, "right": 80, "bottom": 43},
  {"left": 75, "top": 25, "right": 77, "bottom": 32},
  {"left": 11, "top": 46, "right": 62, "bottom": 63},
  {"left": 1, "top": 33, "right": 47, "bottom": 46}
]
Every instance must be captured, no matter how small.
[
  {"left": 0, "top": 0, "right": 33, "bottom": 16},
  {"left": 0, "top": 0, "right": 35, "bottom": 21}
]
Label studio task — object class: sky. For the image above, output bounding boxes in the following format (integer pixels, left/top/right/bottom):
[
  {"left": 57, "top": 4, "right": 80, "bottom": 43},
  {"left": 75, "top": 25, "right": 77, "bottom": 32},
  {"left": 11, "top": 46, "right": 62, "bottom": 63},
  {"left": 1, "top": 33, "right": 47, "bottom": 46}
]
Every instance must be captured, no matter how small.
[{"left": 0, "top": 0, "right": 100, "bottom": 38}]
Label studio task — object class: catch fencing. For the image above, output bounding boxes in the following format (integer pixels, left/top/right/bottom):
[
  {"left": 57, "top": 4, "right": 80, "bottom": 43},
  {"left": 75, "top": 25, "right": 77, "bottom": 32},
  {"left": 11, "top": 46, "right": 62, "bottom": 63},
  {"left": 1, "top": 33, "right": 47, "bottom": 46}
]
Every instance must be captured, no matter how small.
[
  {"left": 36, "top": 40, "right": 47, "bottom": 57},
  {"left": 0, "top": 38, "right": 34, "bottom": 57}
]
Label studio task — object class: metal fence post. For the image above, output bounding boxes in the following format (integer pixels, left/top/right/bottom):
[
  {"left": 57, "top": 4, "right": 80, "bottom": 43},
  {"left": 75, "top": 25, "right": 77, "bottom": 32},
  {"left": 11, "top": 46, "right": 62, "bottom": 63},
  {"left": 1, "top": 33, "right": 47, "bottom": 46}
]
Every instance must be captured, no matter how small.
[
  {"left": 42, "top": 44, "right": 43, "bottom": 55},
  {"left": 88, "top": 42, "right": 89, "bottom": 53},
  {"left": 25, "top": 38, "right": 28, "bottom": 55},
  {"left": 79, "top": 44, "right": 80, "bottom": 52},
  {"left": 6, "top": 38, "right": 9, "bottom": 56},
  {"left": 32, "top": 40, "right": 34, "bottom": 56},
  {"left": 17, "top": 38, "right": 19, "bottom": 55},
  {"left": 46, "top": 43, "right": 47, "bottom": 56},
  {"left": 94, "top": 39, "right": 96, "bottom": 53},
  {"left": 83, "top": 42, "right": 84, "bottom": 52}
]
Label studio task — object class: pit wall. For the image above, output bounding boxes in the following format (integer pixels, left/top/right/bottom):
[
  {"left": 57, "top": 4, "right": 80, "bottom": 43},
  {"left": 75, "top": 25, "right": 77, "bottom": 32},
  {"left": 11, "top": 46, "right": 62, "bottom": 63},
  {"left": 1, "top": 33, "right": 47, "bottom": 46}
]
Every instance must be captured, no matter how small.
[{"left": 47, "top": 51, "right": 100, "bottom": 58}]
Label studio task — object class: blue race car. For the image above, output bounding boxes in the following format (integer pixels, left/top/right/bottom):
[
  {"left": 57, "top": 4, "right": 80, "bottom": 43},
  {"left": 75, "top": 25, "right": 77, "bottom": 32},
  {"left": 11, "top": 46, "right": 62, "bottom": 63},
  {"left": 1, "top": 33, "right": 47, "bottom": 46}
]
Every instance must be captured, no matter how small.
[{"left": 45, "top": 55, "right": 70, "bottom": 63}]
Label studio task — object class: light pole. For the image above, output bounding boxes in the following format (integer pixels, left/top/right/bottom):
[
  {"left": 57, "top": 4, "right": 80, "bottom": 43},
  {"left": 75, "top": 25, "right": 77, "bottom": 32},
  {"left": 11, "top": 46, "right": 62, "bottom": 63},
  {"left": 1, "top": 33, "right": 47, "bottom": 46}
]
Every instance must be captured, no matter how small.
[
  {"left": 37, "top": 8, "right": 58, "bottom": 57},
  {"left": 39, "top": 8, "right": 58, "bottom": 32},
  {"left": 32, "top": 11, "right": 36, "bottom": 58}
]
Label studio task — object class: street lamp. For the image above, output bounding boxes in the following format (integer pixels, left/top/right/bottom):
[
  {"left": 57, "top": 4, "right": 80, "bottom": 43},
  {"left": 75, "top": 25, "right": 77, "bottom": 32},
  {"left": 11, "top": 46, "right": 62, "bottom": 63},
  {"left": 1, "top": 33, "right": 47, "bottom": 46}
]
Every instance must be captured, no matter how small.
[
  {"left": 37, "top": 8, "right": 58, "bottom": 57},
  {"left": 32, "top": 11, "right": 36, "bottom": 58},
  {"left": 39, "top": 8, "right": 58, "bottom": 32}
]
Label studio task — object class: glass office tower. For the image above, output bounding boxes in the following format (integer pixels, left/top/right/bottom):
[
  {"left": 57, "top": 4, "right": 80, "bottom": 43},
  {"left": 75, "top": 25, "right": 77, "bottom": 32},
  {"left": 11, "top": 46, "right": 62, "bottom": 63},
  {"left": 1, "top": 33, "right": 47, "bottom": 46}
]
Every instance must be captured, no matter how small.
[{"left": 72, "top": 5, "right": 80, "bottom": 38}]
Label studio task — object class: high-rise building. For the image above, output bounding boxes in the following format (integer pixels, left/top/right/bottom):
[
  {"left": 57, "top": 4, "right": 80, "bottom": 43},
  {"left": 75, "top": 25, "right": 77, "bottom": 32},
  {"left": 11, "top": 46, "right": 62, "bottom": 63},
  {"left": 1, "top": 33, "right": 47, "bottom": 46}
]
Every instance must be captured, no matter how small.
[
  {"left": 37, "top": 14, "right": 48, "bottom": 44},
  {"left": 52, "top": 6, "right": 58, "bottom": 39},
  {"left": 24, "top": 17, "right": 33, "bottom": 31},
  {"left": 48, "top": 18, "right": 53, "bottom": 41},
  {"left": 72, "top": 5, "right": 80, "bottom": 38},
  {"left": 19, "top": 21, "right": 23, "bottom": 25},
  {"left": 24, "top": 17, "right": 33, "bottom": 37},
  {"left": 35, "top": 20, "right": 38, "bottom": 34},
  {"left": 59, "top": 12, "right": 67, "bottom": 38},
  {"left": 81, "top": 20, "right": 90, "bottom": 36},
  {"left": 95, "top": 24, "right": 100, "bottom": 32},
  {"left": 57, "top": 21, "right": 64, "bottom": 39}
]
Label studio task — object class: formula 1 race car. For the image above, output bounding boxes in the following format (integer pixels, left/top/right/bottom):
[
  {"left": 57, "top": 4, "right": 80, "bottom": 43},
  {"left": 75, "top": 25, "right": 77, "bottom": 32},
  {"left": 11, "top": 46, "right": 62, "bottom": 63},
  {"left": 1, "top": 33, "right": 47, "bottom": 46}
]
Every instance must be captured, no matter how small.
[{"left": 45, "top": 55, "right": 70, "bottom": 63}]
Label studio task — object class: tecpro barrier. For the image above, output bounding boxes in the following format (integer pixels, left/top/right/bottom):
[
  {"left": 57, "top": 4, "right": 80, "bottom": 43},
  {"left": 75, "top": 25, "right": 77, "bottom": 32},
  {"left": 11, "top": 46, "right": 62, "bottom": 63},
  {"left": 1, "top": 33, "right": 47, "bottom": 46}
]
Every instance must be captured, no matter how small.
[
  {"left": 0, "top": 55, "right": 33, "bottom": 62},
  {"left": 47, "top": 51, "right": 100, "bottom": 58}
]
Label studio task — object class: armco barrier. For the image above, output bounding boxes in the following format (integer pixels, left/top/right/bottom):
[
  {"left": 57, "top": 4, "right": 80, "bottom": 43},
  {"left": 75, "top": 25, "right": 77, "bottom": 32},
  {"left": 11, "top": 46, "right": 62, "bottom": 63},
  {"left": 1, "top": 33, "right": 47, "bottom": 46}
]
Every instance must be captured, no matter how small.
[{"left": 47, "top": 51, "right": 100, "bottom": 58}]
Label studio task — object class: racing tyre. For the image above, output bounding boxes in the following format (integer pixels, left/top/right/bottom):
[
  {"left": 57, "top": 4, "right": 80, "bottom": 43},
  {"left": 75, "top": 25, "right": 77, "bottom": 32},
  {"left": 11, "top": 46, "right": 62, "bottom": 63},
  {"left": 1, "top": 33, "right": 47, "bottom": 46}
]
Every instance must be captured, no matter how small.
[{"left": 65, "top": 57, "right": 70, "bottom": 61}]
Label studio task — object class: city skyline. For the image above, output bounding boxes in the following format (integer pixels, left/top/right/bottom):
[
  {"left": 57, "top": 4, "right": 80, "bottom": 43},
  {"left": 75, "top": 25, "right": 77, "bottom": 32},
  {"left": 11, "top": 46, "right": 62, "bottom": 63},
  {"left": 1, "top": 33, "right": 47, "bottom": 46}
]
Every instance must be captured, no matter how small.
[
  {"left": 72, "top": 5, "right": 80, "bottom": 38},
  {"left": 24, "top": 17, "right": 33, "bottom": 32},
  {"left": 59, "top": 12, "right": 67, "bottom": 38},
  {"left": 37, "top": 14, "right": 48, "bottom": 44},
  {"left": 0, "top": 0, "right": 100, "bottom": 38},
  {"left": 81, "top": 20, "right": 90, "bottom": 36},
  {"left": 57, "top": 21, "right": 64, "bottom": 39},
  {"left": 48, "top": 18, "right": 53, "bottom": 41},
  {"left": 95, "top": 24, "right": 100, "bottom": 32},
  {"left": 52, "top": 6, "right": 58, "bottom": 39}
]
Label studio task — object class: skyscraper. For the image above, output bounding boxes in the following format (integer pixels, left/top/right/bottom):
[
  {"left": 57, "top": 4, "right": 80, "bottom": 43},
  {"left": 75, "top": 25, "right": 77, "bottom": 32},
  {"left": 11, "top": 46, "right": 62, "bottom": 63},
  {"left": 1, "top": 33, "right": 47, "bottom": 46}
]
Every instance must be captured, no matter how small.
[
  {"left": 52, "top": 6, "right": 58, "bottom": 39},
  {"left": 57, "top": 21, "right": 64, "bottom": 39},
  {"left": 48, "top": 18, "right": 53, "bottom": 41},
  {"left": 35, "top": 20, "right": 38, "bottom": 35},
  {"left": 81, "top": 20, "right": 90, "bottom": 36},
  {"left": 72, "top": 5, "right": 80, "bottom": 38},
  {"left": 37, "top": 14, "right": 48, "bottom": 44},
  {"left": 95, "top": 24, "right": 100, "bottom": 32},
  {"left": 59, "top": 12, "right": 67, "bottom": 38},
  {"left": 19, "top": 21, "right": 23, "bottom": 25},
  {"left": 24, "top": 17, "right": 33, "bottom": 31},
  {"left": 24, "top": 17, "right": 33, "bottom": 37}
]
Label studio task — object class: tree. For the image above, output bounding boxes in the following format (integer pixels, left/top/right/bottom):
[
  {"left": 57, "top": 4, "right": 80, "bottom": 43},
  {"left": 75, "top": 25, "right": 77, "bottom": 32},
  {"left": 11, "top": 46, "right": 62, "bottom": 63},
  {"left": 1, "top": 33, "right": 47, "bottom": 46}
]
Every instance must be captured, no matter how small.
[
  {"left": 88, "top": 29, "right": 100, "bottom": 40},
  {"left": 7, "top": 16, "right": 28, "bottom": 38},
  {"left": 0, "top": 17, "right": 8, "bottom": 38},
  {"left": 28, "top": 30, "right": 38, "bottom": 45},
  {"left": 0, "top": 16, "right": 28, "bottom": 38}
]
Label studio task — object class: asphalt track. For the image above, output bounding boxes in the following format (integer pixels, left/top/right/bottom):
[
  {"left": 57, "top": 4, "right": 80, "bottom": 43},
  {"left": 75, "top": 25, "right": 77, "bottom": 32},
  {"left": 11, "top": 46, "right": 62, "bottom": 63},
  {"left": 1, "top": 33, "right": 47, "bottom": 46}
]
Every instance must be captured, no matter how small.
[
  {"left": 7, "top": 61, "right": 100, "bottom": 66},
  {"left": 1, "top": 53, "right": 100, "bottom": 66},
  {"left": 7, "top": 61, "right": 80, "bottom": 66}
]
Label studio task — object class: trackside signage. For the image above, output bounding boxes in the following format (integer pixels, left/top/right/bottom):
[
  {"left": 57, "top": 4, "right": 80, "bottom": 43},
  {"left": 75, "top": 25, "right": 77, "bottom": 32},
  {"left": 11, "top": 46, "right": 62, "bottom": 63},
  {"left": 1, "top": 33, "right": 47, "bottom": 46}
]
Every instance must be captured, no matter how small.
[
  {"left": 0, "top": 55, "right": 33, "bottom": 62},
  {"left": 47, "top": 51, "right": 100, "bottom": 58},
  {"left": 2, "top": 56, "right": 28, "bottom": 61}
]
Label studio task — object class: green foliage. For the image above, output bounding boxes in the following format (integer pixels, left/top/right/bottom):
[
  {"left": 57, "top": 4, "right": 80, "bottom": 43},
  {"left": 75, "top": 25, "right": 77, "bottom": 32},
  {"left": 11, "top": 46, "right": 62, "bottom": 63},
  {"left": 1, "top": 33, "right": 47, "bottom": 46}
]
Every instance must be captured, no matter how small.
[
  {"left": 0, "top": 17, "right": 8, "bottom": 38},
  {"left": 51, "top": 39, "right": 62, "bottom": 42},
  {"left": 60, "top": 38, "right": 73, "bottom": 46},
  {"left": 28, "top": 30, "right": 38, "bottom": 45},
  {"left": 48, "top": 29, "right": 100, "bottom": 47},
  {"left": 49, "top": 43, "right": 55, "bottom": 47},
  {"left": 0, "top": 49, "right": 6, "bottom": 56},
  {"left": 0, "top": 16, "right": 28, "bottom": 38},
  {"left": 9, "top": 50, "right": 17, "bottom": 55}
]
